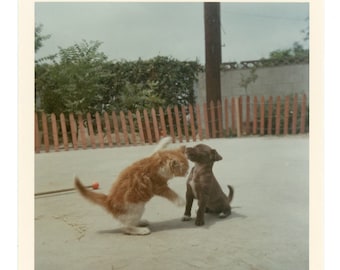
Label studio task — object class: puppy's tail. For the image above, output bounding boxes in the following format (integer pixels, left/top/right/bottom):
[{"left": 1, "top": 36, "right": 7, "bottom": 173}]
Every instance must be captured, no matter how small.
[
  {"left": 75, "top": 176, "right": 108, "bottom": 209},
  {"left": 227, "top": 185, "right": 234, "bottom": 203},
  {"left": 152, "top": 136, "right": 172, "bottom": 153}
]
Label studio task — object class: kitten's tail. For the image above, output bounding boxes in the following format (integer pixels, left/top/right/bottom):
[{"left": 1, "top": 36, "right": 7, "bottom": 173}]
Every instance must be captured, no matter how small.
[
  {"left": 75, "top": 176, "right": 108, "bottom": 209},
  {"left": 152, "top": 136, "right": 172, "bottom": 153},
  {"left": 227, "top": 185, "right": 234, "bottom": 203}
]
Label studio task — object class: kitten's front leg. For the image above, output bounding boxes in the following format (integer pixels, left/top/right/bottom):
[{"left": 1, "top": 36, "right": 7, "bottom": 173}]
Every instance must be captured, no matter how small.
[
  {"left": 173, "top": 195, "right": 186, "bottom": 207},
  {"left": 155, "top": 186, "right": 185, "bottom": 207}
]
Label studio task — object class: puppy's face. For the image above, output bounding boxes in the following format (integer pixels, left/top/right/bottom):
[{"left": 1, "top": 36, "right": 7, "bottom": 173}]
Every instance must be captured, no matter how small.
[{"left": 186, "top": 144, "right": 222, "bottom": 164}]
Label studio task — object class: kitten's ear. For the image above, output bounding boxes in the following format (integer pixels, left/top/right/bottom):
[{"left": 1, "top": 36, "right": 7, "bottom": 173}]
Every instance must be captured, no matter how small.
[
  {"left": 211, "top": 149, "right": 223, "bottom": 161},
  {"left": 178, "top": 145, "right": 186, "bottom": 153}
]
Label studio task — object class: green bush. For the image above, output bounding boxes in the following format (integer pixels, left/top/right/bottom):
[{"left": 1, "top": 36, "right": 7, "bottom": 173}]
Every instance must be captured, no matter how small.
[{"left": 35, "top": 41, "right": 203, "bottom": 115}]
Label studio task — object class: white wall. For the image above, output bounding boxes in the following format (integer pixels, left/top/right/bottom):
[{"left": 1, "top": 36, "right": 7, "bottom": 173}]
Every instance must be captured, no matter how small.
[{"left": 194, "top": 63, "right": 309, "bottom": 105}]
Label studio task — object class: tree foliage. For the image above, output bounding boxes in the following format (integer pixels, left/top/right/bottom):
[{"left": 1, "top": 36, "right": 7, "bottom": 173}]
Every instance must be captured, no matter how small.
[
  {"left": 268, "top": 42, "right": 308, "bottom": 62},
  {"left": 104, "top": 56, "right": 203, "bottom": 112},
  {"left": 253, "top": 42, "right": 309, "bottom": 68},
  {"left": 35, "top": 24, "right": 51, "bottom": 53},
  {"left": 35, "top": 40, "right": 203, "bottom": 115},
  {"left": 35, "top": 40, "right": 112, "bottom": 115},
  {"left": 301, "top": 17, "right": 309, "bottom": 42},
  {"left": 261, "top": 19, "right": 309, "bottom": 66}
]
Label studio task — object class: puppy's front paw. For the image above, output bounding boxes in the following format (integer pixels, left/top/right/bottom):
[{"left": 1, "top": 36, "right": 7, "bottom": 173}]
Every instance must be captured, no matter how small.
[
  {"left": 174, "top": 197, "right": 186, "bottom": 207},
  {"left": 182, "top": 215, "right": 191, "bottom": 221},
  {"left": 195, "top": 218, "right": 205, "bottom": 226},
  {"left": 219, "top": 210, "right": 231, "bottom": 218}
]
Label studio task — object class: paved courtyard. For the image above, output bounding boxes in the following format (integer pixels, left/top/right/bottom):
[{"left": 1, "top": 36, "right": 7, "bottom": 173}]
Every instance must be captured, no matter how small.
[{"left": 35, "top": 136, "right": 309, "bottom": 270}]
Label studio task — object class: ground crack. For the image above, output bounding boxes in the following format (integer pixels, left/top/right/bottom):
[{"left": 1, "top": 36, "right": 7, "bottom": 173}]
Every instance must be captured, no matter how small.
[{"left": 53, "top": 215, "right": 87, "bottom": 240}]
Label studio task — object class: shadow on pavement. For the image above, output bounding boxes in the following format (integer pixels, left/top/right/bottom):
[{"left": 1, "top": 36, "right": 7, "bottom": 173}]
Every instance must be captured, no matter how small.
[{"left": 97, "top": 210, "right": 246, "bottom": 234}]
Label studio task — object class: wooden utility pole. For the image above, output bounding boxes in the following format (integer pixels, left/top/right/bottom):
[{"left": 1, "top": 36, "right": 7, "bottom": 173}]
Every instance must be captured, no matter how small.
[{"left": 204, "top": 2, "right": 222, "bottom": 136}]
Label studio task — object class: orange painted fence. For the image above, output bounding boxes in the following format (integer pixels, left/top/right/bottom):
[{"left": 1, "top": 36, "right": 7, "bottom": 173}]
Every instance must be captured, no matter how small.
[{"left": 35, "top": 94, "right": 308, "bottom": 153}]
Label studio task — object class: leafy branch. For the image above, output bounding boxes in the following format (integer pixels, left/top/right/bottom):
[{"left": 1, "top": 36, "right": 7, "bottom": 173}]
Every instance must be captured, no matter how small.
[{"left": 239, "top": 67, "right": 258, "bottom": 95}]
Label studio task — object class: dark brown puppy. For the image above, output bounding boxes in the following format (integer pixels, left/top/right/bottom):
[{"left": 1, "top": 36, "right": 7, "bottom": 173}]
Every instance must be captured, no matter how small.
[{"left": 182, "top": 144, "right": 234, "bottom": 226}]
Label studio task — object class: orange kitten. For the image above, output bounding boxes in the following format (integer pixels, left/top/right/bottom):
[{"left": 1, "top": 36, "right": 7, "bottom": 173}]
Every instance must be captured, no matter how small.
[{"left": 75, "top": 138, "right": 189, "bottom": 235}]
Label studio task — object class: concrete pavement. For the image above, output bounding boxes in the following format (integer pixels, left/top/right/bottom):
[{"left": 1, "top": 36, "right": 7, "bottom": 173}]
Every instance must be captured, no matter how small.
[{"left": 35, "top": 136, "right": 309, "bottom": 270}]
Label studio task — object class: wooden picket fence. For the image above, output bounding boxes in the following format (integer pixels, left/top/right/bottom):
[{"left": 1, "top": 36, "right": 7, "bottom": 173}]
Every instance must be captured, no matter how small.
[{"left": 35, "top": 93, "right": 308, "bottom": 153}]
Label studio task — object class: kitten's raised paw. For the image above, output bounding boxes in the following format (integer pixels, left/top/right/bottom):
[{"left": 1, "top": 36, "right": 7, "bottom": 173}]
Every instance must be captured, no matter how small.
[{"left": 174, "top": 197, "right": 186, "bottom": 207}]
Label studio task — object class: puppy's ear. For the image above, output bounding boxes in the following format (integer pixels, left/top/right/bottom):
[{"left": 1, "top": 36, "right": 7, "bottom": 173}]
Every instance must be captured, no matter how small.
[{"left": 211, "top": 149, "right": 223, "bottom": 161}]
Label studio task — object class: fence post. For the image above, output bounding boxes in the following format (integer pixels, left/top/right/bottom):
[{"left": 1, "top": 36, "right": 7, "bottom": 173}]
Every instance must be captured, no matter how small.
[
  {"left": 104, "top": 112, "right": 113, "bottom": 147},
  {"left": 127, "top": 111, "right": 136, "bottom": 145},
  {"left": 136, "top": 110, "right": 145, "bottom": 144},
  {"left": 181, "top": 105, "right": 190, "bottom": 142},
  {"left": 87, "top": 113, "right": 96, "bottom": 148},
  {"left": 188, "top": 104, "right": 196, "bottom": 142},
  {"left": 166, "top": 106, "right": 175, "bottom": 142},
  {"left": 77, "top": 114, "right": 87, "bottom": 150},
  {"left": 217, "top": 100, "right": 223, "bottom": 138},
  {"left": 275, "top": 96, "right": 281, "bottom": 135},
  {"left": 143, "top": 109, "right": 153, "bottom": 144},
  {"left": 174, "top": 105, "right": 183, "bottom": 143},
  {"left": 95, "top": 112, "right": 104, "bottom": 148},
  {"left": 235, "top": 98, "right": 241, "bottom": 137},
  {"left": 267, "top": 96, "right": 273, "bottom": 135},
  {"left": 260, "top": 96, "right": 265, "bottom": 136},
  {"left": 238, "top": 96, "right": 243, "bottom": 135},
  {"left": 210, "top": 100, "right": 216, "bottom": 138},
  {"left": 120, "top": 111, "right": 130, "bottom": 145},
  {"left": 41, "top": 112, "right": 49, "bottom": 153},
  {"left": 246, "top": 96, "right": 251, "bottom": 135},
  {"left": 203, "top": 103, "right": 210, "bottom": 139},
  {"left": 283, "top": 96, "right": 290, "bottom": 135},
  {"left": 35, "top": 112, "right": 41, "bottom": 153},
  {"left": 291, "top": 94, "right": 298, "bottom": 135},
  {"left": 231, "top": 97, "right": 236, "bottom": 136},
  {"left": 60, "top": 113, "right": 69, "bottom": 150},
  {"left": 224, "top": 98, "right": 229, "bottom": 137},
  {"left": 195, "top": 104, "right": 203, "bottom": 141},
  {"left": 111, "top": 111, "right": 121, "bottom": 146},
  {"left": 69, "top": 113, "right": 78, "bottom": 150},
  {"left": 159, "top": 107, "right": 167, "bottom": 138},
  {"left": 151, "top": 108, "right": 160, "bottom": 142},
  {"left": 300, "top": 94, "right": 307, "bottom": 133},
  {"left": 120, "top": 111, "right": 129, "bottom": 146},
  {"left": 51, "top": 113, "right": 59, "bottom": 152},
  {"left": 253, "top": 96, "right": 258, "bottom": 135}
]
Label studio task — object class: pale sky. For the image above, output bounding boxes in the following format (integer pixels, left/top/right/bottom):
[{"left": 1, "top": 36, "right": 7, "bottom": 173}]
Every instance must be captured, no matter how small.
[{"left": 35, "top": 2, "right": 309, "bottom": 63}]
